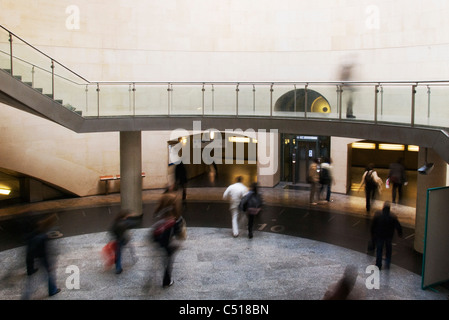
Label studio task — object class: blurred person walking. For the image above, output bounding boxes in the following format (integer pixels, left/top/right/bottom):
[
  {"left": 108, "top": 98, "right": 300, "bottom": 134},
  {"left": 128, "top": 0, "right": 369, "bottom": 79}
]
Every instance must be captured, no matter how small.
[
  {"left": 387, "top": 158, "right": 408, "bottom": 204},
  {"left": 239, "top": 182, "right": 263, "bottom": 239},
  {"left": 308, "top": 158, "right": 320, "bottom": 205},
  {"left": 223, "top": 176, "right": 248, "bottom": 237},
  {"left": 110, "top": 210, "right": 140, "bottom": 274},
  {"left": 370, "top": 202, "right": 403, "bottom": 270},
  {"left": 319, "top": 157, "right": 333, "bottom": 202},
  {"left": 22, "top": 214, "right": 61, "bottom": 299},
  {"left": 152, "top": 185, "right": 185, "bottom": 287},
  {"left": 359, "top": 163, "right": 382, "bottom": 212}
]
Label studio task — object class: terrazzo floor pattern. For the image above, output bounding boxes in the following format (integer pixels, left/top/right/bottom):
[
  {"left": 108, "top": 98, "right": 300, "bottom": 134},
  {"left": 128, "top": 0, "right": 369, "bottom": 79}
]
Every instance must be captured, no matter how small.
[{"left": 0, "top": 227, "right": 446, "bottom": 301}]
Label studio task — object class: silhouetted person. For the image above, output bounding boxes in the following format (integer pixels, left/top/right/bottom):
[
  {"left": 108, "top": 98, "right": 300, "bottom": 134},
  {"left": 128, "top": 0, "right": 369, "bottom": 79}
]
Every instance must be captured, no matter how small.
[
  {"left": 371, "top": 202, "right": 403, "bottom": 270},
  {"left": 23, "top": 214, "right": 60, "bottom": 299},
  {"left": 110, "top": 210, "right": 139, "bottom": 274},
  {"left": 359, "top": 163, "right": 382, "bottom": 212},
  {"left": 388, "top": 158, "right": 407, "bottom": 204},
  {"left": 223, "top": 176, "right": 248, "bottom": 237},
  {"left": 239, "top": 182, "right": 263, "bottom": 239},
  {"left": 152, "top": 185, "right": 183, "bottom": 287},
  {"left": 175, "top": 161, "right": 188, "bottom": 202}
]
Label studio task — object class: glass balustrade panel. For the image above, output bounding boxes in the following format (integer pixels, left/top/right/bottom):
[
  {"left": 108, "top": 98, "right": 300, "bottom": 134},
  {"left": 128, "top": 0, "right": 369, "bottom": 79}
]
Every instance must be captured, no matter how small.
[
  {"left": 414, "top": 85, "right": 449, "bottom": 129},
  {"left": 97, "top": 84, "right": 133, "bottom": 116},
  {"left": 305, "top": 85, "right": 340, "bottom": 120},
  {"left": 134, "top": 84, "right": 170, "bottom": 116},
  {"left": 52, "top": 62, "right": 88, "bottom": 116},
  {"left": 204, "top": 84, "right": 237, "bottom": 116},
  {"left": 271, "top": 85, "right": 303, "bottom": 117},
  {"left": 340, "top": 85, "right": 376, "bottom": 121},
  {"left": 11, "top": 37, "right": 53, "bottom": 94},
  {"left": 170, "top": 85, "right": 203, "bottom": 115},
  {"left": 377, "top": 85, "right": 412, "bottom": 125},
  {"left": 0, "top": 28, "right": 10, "bottom": 71},
  {"left": 237, "top": 84, "right": 271, "bottom": 116},
  {"left": 85, "top": 83, "right": 100, "bottom": 117}
]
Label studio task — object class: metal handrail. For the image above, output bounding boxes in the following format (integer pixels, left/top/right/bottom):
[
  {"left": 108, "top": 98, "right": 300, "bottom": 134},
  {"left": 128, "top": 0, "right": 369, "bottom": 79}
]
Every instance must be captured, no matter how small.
[{"left": 0, "top": 24, "right": 448, "bottom": 132}]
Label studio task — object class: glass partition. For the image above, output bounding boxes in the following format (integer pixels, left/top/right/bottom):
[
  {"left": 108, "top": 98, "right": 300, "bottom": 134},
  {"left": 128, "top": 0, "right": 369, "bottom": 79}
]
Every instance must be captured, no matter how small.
[
  {"left": 342, "top": 85, "right": 376, "bottom": 121},
  {"left": 272, "top": 84, "right": 305, "bottom": 117}
]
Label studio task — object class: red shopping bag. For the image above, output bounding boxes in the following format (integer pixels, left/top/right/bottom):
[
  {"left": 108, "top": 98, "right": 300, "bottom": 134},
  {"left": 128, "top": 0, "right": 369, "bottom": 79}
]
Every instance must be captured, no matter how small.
[{"left": 102, "top": 241, "right": 117, "bottom": 268}]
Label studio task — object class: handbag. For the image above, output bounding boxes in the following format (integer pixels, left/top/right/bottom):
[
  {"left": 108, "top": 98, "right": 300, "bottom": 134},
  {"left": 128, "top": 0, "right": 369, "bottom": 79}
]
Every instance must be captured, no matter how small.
[{"left": 102, "top": 241, "right": 117, "bottom": 268}]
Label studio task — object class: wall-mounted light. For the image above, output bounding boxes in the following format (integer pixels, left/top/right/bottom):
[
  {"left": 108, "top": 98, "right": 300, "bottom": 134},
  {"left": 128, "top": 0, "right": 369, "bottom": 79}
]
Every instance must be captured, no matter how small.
[
  {"left": 0, "top": 188, "right": 11, "bottom": 195},
  {"left": 379, "top": 143, "right": 405, "bottom": 151},
  {"left": 408, "top": 145, "right": 419, "bottom": 152},
  {"left": 351, "top": 142, "right": 376, "bottom": 149}
]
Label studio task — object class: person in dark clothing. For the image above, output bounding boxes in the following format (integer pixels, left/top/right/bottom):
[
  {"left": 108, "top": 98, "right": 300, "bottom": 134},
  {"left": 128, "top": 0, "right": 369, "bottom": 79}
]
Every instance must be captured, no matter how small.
[
  {"left": 175, "top": 161, "right": 188, "bottom": 202},
  {"left": 239, "top": 182, "right": 263, "bottom": 239},
  {"left": 359, "top": 163, "right": 382, "bottom": 212},
  {"left": 370, "top": 202, "right": 403, "bottom": 270},
  {"left": 388, "top": 158, "right": 408, "bottom": 204},
  {"left": 152, "top": 185, "right": 184, "bottom": 287},
  {"left": 110, "top": 210, "right": 140, "bottom": 274},
  {"left": 23, "top": 214, "right": 60, "bottom": 299}
]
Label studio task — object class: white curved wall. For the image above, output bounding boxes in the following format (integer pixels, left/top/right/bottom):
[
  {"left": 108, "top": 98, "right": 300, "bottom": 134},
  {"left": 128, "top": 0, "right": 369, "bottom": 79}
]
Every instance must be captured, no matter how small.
[
  {"left": 1, "top": 0, "right": 448, "bottom": 196},
  {"left": 2, "top": 0, "right": 449, "bottom": 82}
]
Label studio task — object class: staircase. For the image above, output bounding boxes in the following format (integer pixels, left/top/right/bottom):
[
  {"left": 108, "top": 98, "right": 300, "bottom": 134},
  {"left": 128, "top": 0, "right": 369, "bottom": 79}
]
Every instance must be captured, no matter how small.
[{"left": 0, "top": 67, "right": 82, "bottom": 116}]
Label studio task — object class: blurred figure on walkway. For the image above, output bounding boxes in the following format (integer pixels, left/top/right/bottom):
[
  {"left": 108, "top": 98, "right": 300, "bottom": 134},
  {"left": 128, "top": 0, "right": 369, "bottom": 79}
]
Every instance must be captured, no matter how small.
[
  {"left": 152, "top": 184, "right": 184, "bottom": 287},
  {"left": 339, "top": 61, "right": 356, "bottom": 118},
  {"left": 370, "top": 202, "right": 403, "bottom": 270},
  {"left": 22, "top": 214, "right": 61, "bottom": 299},
  {"left": 388, "top": 158, "right": 408, "bottom": 204},
  {"left": 308, "top": 158, "right": 320, "bottom": 205},
  {"left": 239, "top": 182, "right": 263, "bottom": 239},
  {"left": 359, "top": 163, "right": 383, "bottom": 212},
  {"left": 175, "top": 161, "right": 188, "bottom": 203},
  {"left": 223, "top": 176, "right": 248, "bottom": 237},
  {"left": 322, "top": 265, "right": 358, "bottom": 300},
  {"left": 319, "top": 157, "right": 333, "bottom": 202},
  {"left": 110, "top": 210, "right": 140, "bottom": 274}
]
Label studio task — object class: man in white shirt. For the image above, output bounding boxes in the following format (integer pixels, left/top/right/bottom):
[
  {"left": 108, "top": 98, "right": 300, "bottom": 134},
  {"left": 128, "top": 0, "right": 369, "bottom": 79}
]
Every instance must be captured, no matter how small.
[{"left": 223, "top": 176, "right": 248, "bottom": 237}]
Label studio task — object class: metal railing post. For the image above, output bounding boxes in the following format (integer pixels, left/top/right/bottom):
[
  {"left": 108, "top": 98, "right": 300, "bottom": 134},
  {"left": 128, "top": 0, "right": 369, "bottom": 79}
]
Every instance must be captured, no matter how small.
[
  {"left": 51, "top": 59, "right": 55, "bottom": 99},
  {"left": 337, "top": 84, "right": 343, "bottom": 120},
  {"left": 96, "top": 83, "right": 100, "bottom": 117},
  {"left": 8, "top": 33, "right": 13, "bottom": 75},
  {"left": 236, "top": 83, "right": 239, "bottom": 117},
  {"left": 411, "top": 84, "right": 417, "bottom": 127},
  {"left": 374, "top": 85, "right": 379, "bottom": 124},
  {"left": 270, "top": 83, "right": 273, "bottom": 117},
  {"left": 304, "top": 83, "right": 308, "bottom": 118}
]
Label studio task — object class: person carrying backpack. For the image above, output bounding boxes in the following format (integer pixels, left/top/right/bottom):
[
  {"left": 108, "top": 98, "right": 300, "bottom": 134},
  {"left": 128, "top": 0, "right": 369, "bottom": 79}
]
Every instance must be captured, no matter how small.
[
  {"left": 359, "top": 163, "right": 382, "bottom": 212},
  {"left": 239, "top": 182, "right": 263, "bottom": 239}
]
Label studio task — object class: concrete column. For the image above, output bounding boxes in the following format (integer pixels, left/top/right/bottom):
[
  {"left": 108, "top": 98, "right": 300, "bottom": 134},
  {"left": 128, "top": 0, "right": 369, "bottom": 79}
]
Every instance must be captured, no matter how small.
[
  {"left": 120, "top": 131, "right": 142, "bottom": 216},
  {"left": 414, "top": 148, "right": 447, "bottom": 253}
]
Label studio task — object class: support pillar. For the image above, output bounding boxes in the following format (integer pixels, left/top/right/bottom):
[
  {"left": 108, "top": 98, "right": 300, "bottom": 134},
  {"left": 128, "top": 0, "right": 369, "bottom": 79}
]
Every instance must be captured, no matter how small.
[
  {"left": 120, "top": 131, "right": 142, "bottom": 216},
  {"left": 414, "top": 148, "right": 447, "bottom": 253}
]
